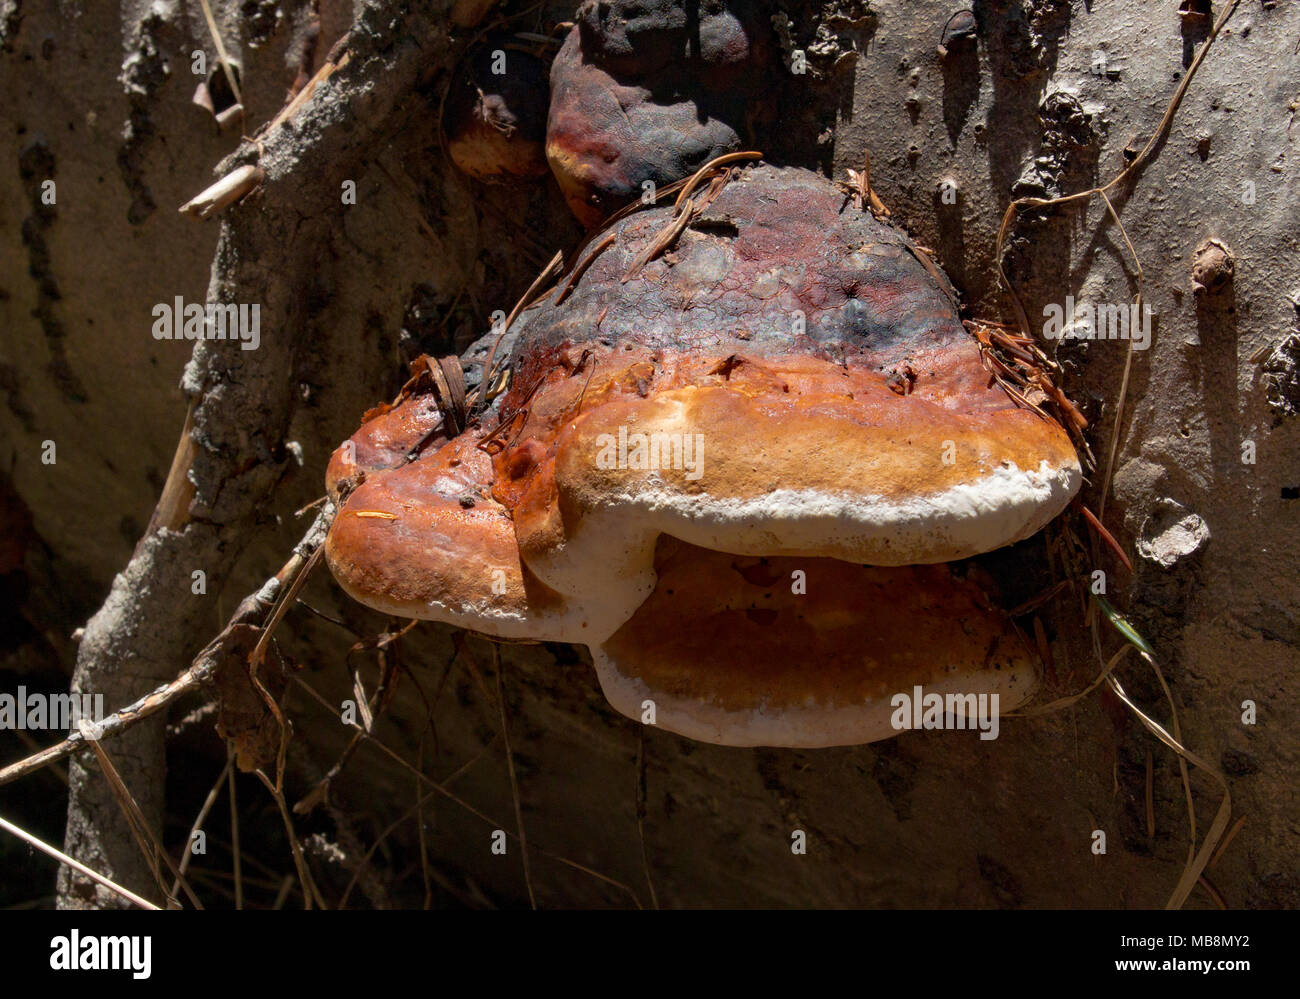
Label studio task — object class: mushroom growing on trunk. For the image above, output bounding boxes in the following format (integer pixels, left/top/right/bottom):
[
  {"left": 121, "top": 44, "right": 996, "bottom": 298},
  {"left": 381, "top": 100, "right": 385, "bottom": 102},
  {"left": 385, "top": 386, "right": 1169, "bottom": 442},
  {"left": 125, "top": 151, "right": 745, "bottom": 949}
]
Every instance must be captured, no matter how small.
[
  {"left": 444, "top": 44, "right": 551, "bottom": 182},
  {"left": 545, "top": 0, "right": 770, "bottom": 226},
  {"left": 324, "top": 163, "right": 1081, "bottom": 747}
]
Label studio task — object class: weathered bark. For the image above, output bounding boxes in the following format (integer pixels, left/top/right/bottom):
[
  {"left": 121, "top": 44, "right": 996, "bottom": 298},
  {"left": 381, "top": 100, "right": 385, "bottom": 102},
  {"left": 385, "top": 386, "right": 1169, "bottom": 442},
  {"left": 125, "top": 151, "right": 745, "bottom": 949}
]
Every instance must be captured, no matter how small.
[{"left": 57, "top": 1, "right": 460, "bottom": 907}]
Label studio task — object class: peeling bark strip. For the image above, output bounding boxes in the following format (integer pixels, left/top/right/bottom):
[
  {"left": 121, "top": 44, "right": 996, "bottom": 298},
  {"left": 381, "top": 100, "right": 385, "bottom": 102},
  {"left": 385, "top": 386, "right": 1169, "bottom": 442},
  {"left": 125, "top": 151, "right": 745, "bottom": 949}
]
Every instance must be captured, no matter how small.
[{"left": 59, "top": 1, "right": 459, "bottom": 909}]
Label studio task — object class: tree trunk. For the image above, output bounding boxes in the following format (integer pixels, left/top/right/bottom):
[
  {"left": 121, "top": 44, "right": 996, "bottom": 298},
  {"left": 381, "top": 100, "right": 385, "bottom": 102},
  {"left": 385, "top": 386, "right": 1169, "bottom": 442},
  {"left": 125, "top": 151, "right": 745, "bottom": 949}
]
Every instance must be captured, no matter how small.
[{"left": 1, "top": 0, "right": 1297, "bottom": 909}]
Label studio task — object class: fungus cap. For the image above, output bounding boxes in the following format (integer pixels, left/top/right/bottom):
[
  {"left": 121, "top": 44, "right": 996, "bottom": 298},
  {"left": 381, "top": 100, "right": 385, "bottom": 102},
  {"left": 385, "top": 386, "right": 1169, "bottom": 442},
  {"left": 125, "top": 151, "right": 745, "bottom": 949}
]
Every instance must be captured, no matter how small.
[
  {"left": 595, "top": 538, "right": 1038, "bottom": 747},
  {"left": 445, "top": 46, "right": 550, "bottom": 182},
  {"left": 326, "top": 430, "right": 587, "bottom": 642},
  {"left": 489, "top": 165, "right": 1081, "bottom": 639},
  {"left": 545, "top": 1, "right": 769, "bottom": 225}
]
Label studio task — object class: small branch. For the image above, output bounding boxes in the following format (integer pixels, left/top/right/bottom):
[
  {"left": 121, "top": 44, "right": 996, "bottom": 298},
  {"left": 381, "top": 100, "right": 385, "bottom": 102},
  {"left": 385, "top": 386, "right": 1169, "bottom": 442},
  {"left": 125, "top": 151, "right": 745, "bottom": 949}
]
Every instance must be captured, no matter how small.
[
  {"left": 178, "top": 164, "right": 265, "bottom": 220},
  {"left": 0, "top": 666, "right": 210, "bottom": 788},
  {"left": 0, "top": 503, "right": 335, "bottom": 789}
]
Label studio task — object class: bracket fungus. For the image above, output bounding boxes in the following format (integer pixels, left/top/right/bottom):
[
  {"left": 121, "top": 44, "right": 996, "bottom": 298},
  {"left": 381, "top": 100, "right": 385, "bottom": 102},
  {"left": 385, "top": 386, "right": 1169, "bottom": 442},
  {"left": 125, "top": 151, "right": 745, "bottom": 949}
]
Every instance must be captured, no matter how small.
[
  {"left": 546, "top": 0, "right": 771, "bottom": 226},
  {"left": 325, "top": 161, "right": 1082, "bottom": 748},
  {"left": 444, "top": 45, "right": 551, "bottom": 182}
]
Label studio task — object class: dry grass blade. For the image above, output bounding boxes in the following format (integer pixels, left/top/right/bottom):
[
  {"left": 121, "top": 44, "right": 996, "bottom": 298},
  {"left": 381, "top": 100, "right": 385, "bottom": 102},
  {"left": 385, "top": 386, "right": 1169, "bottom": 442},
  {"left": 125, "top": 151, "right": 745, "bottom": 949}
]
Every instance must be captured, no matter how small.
[
  {"left": 338, "top": 735, "right": 499, "bottom": 909},
  {"left": 571, "top": 176, "right": 693, "bottom": 259},
  {"left": 474, "top": 372, "right": 547, "bottom": 455},
  {"left": 352, "top": 668, "right": 375, "bottom": 733},
  {"left": 555, "top": 234, "right": 615, "bottom": 305},
  {"left": 83, "top": 730, "right": 203, "bottom": 909},
  {"left": 690, "top": 170, "right": 731, "bottom": 215},
  {"left": 904, "top": 243, "right": 958, "bottom": 312},
  {"left": 1037, "top": 377, "right": 1090, "bottom": 437},
  {"left": 1145, "top": 747, "right": 1156, "bottom": 840},
  {"left": 1144, "top": 651, "right": 1198, "bottom": 867},
  {"left": 267, "top": 46, "right": 351, "bottom": 137},
  {"left": 1080, "top": 504, "right": 1134, "bottom": 573},
  {"left": 186, "top": 867, "right": 284, "bottom": 896},
  {"left": 0, "top": 812, "right": 161, "bottom": 910},
  {"left": 672, "top": 150, "right": 761, "bottom": 212},
  {"left": 452, "top": 635, "right": 501, "bottom": 715},
  {"left": 228, "top": 746, "right": 244, "bottom": 909},
  {"left": 416, "top": 740, "right": 434, "bottom": 909},
  {"left": 338, "top": 791, "right": 432, "bottom": 910},
  {"left": 255, "top": 769, "right": 326, "bottom": 910},
  {"left": 293, "top": 676, "right": 643, "bottom": 907},
  {"left": 1105, "top": 673, "right": 1232, "bottom": 910},
  {"left": 473, "top": 250, "right": 565, "bottom": 416},
  {"left": 293, "top": 624, "right": 412, "bottom": 813},
  {"left": 621, "top": 197, "right": 695, "bottom": 282},
  {"left": 493, "top": 645, "right": 536, "bottom": 908},
  {"left": 635, "top": 725, "right": 659, "bottom": 910},
  {"left": 250, "top": 544, "right": 322, "bottom": 687},
  {"left": 1197, "top": 874, "right": 1228, "bottom": 910},
  {"left": 172, "top": 756, "right": 233, "bottom": 900},
  {"left": 1094, "top": 187, "right": 1143, "bottom": 523},
  {"left": 1032, "top": 616, "right": 1053, "bottom": 675},
  {"left": 1249, "top": 341, "right": 1276, "bottom": 365},
  {"left": 1003, "top": 644, "right": 1132, "bottom": 718},
  {"left": 1007, "top": 578, "right": 1070, "bottom": 618},
  {"left": 1208, "top": 814, "right": 1247, "bottom": 871},
  {"left": 250, "top": 543, "right": 326, "bottom": 793},
  {"left": 197, "top": 0, "right": 244, "bottom": 129}
]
